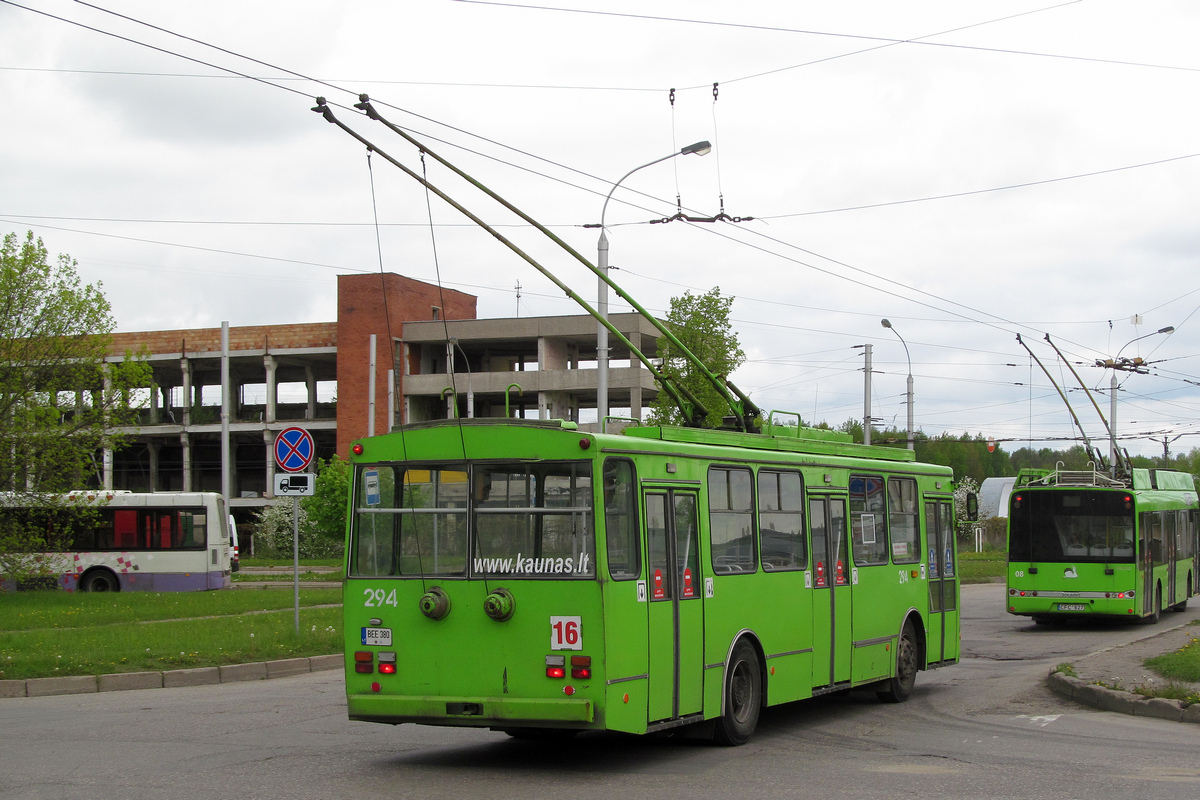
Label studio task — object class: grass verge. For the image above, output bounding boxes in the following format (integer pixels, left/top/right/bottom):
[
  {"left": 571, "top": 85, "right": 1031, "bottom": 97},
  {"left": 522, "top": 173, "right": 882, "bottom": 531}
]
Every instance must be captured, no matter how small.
[
  {"left": 0, "top": 589, "right": 343, "bottom": 681},
  {"left": 233, "top": 571, "right": 343, "bottom": 582},
  {"left": 1144, "top": 632, "right": 1200, "bottom": 684},
  {"left": 958, "top": 551, "right": 1006, "bottom": 584}
]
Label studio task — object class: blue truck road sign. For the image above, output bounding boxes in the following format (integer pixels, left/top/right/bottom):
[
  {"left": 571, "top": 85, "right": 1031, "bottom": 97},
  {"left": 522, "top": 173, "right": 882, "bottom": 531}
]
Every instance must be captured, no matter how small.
[{"left": 274, "top": 427, "right": 315, "bottom": 473}]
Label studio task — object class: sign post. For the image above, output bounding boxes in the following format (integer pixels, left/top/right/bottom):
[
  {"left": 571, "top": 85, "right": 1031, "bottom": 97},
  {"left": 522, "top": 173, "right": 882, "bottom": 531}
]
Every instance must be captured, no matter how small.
[{"left": 274, "top": 427, "right": 315, "bottom": 633}]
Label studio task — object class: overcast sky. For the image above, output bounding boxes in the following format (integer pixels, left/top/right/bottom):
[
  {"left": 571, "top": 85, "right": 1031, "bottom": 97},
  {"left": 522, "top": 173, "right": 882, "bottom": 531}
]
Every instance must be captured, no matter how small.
[{"left": 3, "top": 0, "right": 1200, "bottom": 459}]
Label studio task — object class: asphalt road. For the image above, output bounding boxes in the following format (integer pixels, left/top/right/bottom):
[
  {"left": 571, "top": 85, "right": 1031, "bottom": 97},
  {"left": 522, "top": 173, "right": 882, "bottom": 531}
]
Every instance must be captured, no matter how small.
[{"left": 2, "top": 584, "right": 1198, "bottom": 800}]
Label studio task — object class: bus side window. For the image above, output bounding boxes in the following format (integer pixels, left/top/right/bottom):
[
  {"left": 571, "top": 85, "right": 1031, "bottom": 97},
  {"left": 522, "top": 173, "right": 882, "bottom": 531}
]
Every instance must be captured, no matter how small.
[
  {"left": 708, "top": 466, "right": 756, "bottom": 574},
  {"left": 850, "top": 475, "right": 888, "bottom": 565},
  {"left": 114, "top": 510, "right": 137, "bottom": 549},
  {"left": 888, "top": 477, "right": 920, "bottom": 564},
  {"left": 757, "top": 469, "right": 805, "bottom": 571},
  {"left": 604, "top": 459, "right": 640, "bottom": 580}
]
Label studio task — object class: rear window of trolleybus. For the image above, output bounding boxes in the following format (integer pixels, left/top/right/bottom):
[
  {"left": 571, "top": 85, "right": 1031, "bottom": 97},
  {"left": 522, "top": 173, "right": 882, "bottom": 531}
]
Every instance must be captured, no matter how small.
[{"left": 349, "top": 462, "right": 596, "bottom": 579}]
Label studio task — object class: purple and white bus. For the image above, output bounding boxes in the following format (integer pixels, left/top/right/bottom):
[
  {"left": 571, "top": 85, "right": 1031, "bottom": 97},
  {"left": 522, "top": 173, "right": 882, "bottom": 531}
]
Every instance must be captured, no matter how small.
[{"left": 2, "top": 491, "right": 233, "bottom": 592}]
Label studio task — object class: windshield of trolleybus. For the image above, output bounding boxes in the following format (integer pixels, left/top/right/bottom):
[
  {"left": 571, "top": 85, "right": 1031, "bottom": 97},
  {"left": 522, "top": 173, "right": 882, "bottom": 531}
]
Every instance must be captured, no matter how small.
[
  {"left": 350, "top": 462, "right": 595, "bottom": 578},
  {"left": 1008, "top": 489, "right": 1135, "bottom": 564}
]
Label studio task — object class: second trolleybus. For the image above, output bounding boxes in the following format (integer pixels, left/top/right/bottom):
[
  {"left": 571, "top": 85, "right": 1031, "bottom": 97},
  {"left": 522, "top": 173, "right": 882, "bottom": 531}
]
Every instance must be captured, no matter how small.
[{"left": 1006, "top": 464, "right": 1197, "bottom": 623}]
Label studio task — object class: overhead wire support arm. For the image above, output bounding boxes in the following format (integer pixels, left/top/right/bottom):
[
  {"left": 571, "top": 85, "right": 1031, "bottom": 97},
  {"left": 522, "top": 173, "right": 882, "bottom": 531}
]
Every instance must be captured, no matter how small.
[
  {"left": 1015, "top": 333, "right": 1098, "bottom": 458},
  {"left": 342, "top": 95, "right": 761, "bottom": 431},
  {"left": 309, "top": 96, "right": 706, "bottom": 427},
  {"left": 1042, "top": 334, "right": 1127, "bottom": 476}
]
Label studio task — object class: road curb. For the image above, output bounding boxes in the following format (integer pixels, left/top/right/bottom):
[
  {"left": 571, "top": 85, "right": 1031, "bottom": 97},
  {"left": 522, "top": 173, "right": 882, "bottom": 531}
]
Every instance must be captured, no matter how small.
[
  {"left": 1, "top": 654, "right": 343, "bottom": 699},
  {"left": 1046, "top": 669, "right": 1196, "bottom": 723}
]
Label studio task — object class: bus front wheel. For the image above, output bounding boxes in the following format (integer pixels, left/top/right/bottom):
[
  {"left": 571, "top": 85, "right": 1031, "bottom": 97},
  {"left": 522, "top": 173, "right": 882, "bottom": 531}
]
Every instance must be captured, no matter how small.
[
  {"left": 713, "top": 639, "right": 761, "bottom": 746},
  {"left": 81, "top": 570, "right": 119, "bottom": 593},
  {"left": 877, "top": 621, "right": 918, "bottom": 703}
]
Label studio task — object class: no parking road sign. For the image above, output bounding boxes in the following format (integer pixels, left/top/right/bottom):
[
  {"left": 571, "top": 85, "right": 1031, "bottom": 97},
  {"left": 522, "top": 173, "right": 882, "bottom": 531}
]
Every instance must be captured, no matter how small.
[{"left": 274, "top": 426, "right": 315, "bottom": 473}]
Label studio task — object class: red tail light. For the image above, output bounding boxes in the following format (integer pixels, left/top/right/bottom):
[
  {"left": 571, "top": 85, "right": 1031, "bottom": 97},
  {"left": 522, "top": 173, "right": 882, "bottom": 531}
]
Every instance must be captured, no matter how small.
[
  {"left": 546, "top": 667, "right": 566, "bottom": 678},
  {"left": 379, "top": 663, "right": 397, "bottom": 674},
  {"left": 571, "top": 655, "right": 591, "bottom": 679}
]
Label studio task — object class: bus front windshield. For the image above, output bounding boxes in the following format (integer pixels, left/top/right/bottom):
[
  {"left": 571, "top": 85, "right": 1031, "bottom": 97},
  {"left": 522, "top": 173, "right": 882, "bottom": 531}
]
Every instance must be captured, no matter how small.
[
  {"left": 350, "top": 462, "right": 595, "bottom": 579},
  {"left": 1008, "top": 489, "right": 1135, "bottom": 563}
]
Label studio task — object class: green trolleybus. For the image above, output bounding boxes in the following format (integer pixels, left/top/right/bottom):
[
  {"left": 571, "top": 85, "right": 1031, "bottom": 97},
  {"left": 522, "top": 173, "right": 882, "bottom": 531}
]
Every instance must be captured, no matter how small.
[
  {"left": 1006, "top": 465, "right": 1197, "bottom": 624},
  {"left": 342, "top": 417, "right": 965, "bottom": 744}
]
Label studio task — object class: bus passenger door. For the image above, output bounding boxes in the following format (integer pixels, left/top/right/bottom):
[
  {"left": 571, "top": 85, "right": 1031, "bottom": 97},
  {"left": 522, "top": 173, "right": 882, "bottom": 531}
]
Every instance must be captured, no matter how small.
[
  {"left": 645, "top": 490, "right": 704, "bottom": 723},
  {"left": 924, "top": 500, "right": 958, "bottom": 665},
  {"left": 810, "top": 495, "right": 852, "bottom": 688}
]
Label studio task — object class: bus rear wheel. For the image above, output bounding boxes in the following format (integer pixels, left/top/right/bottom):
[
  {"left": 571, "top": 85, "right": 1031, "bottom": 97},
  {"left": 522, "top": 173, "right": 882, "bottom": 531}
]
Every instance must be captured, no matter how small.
[
  {"left": 713, "top": 639, "right": 761, "bottom": 746},
  {"left": 81, "top": 570, "right": 119, "bottom": 593},
  {"left": 877, "top": 621, "right": 918, "bottom": 703}
]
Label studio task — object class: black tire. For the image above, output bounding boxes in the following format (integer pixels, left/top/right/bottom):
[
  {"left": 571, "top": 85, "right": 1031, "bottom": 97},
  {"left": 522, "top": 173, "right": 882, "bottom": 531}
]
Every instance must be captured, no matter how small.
[
  {"left": 713, "top": 639, "right": 762, "bottom": 746},
  {"left": 877, "top": 621, "right": 919, "bottom": 703},
  {"left": 80, "top": 570, "right": 119, "bottom": 592}
]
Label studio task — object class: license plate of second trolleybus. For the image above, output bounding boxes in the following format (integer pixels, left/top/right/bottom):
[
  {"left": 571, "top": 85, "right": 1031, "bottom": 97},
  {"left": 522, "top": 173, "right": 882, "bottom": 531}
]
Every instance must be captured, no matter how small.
[
  {"left": 1057, "top": 603, "right": 1086, "bottom": 612},
  {"left": 361, "top": 627, "right": 392, "bottom": 646}
]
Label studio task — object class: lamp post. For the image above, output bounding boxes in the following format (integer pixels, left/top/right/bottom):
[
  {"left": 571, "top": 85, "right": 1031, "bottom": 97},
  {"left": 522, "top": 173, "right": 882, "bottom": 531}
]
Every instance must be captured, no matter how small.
[
  {"left": 1106, "top": 325, "right": 1174, "bottom": 469},
  {"left": 596, "top": 140, "right": 711, "bottom": 428},
  {"left": 880, "top": 319, "right": 914, "bottom": 450}
]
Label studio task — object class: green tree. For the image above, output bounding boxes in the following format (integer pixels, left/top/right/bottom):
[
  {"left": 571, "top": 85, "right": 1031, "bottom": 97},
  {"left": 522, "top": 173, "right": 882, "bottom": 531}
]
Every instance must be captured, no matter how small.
[
  {"left": 302, "top": 455, "right": 350, "bottom": 543},
  {"left": 647, "top": 287, "right": 746, "bottom": 428},
  {"left": 0, "top": 232, "right": 149, "bottom": 582}
]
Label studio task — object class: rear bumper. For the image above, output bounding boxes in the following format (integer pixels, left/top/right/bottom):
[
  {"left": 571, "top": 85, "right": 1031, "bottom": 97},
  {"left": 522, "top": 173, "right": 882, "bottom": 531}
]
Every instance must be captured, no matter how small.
[
  {"left": 1006, "top": 597, "right": 1138, "bottom": 617},
  {"left": 347, "top": 694, "right": 595, "bottom": 727}
]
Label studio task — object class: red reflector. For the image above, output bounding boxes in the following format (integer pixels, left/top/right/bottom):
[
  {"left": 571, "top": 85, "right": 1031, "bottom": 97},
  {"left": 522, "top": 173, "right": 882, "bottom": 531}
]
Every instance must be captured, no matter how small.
[
  {"left": 571, "top": 668, "right": 591, "bottom": 679},
  {"left": 354, "top": 651, "right": 373, "bottom": 662},
  {"left": 371, "top": 682, "right": 381, "bottom": 692},
  {"left": 378, "top": 663, "right": 396, "bottom": 674},
  {"left": 546, "top": 667, "right": 566, "bottom": 679}
]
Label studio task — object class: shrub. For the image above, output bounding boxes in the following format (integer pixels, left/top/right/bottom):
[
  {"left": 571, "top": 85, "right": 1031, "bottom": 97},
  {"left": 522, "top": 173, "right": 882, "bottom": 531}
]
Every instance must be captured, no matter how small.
[{"left": 253, "top": 502, "right": 343, "bottom": 559}]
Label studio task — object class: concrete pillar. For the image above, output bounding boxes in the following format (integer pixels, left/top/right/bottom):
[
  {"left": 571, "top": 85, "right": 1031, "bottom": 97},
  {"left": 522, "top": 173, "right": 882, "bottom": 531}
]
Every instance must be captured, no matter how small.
[
  {"left": 180, "top": 358, "right": 192, "bottom": 427},
  {"left": 264, "top": 354, "right": 277, "bottom": 423},
  {"left": 221, "top": 322, "right": 231, "bottom": 513},
  {"left": 305, "top": 365, "right": 316, "bottom": 421},
  {"left": 264, "top": 428, "right": 276, "bottom": 499},
  {"left": 150, "top": 378, "right": 160, "bottom": 424},
  {"left": 180, "top": 432, "right": 192, "bottom": 492},
  {"left": 149, "top": 441, "right": 159, "bottom": 492},
  {"left": 102, "top": 366, "right": 113, "bottom": 490}
]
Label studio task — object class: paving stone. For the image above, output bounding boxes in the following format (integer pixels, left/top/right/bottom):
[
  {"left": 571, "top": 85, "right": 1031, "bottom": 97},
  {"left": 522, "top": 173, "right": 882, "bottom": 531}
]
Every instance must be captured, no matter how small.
[
  {"left": 219, "top": 662, "right": 267, "bottom": 683},
  {"left": 163, "top": 667, "right": 220, "bottom": 688},
  {"left": 98, "top": 672, "right": 163, "bottom": 693},
  {"left": 266, "top": 658, "right": 310, "bottom": 679},
  {"left": 26, "top": 675, "right": 98, "bottom": 697}
]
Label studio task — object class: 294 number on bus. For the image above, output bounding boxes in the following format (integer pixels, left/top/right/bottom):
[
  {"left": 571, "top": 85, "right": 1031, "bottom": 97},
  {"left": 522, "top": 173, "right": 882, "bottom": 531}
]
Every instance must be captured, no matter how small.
[
  {"left": 363, "top": 588, "right": 398, "bottom": 608},
  {"left": 550, "top": 616, "right": 582, "bottom": 650}
]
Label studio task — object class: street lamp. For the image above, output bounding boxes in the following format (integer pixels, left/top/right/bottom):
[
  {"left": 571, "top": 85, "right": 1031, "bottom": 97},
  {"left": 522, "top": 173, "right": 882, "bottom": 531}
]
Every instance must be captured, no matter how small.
[
  {"left": 1105, "top": 325, "right": 1174, "bottom": 469},
  {"left": 596, "top": 140, "right": 712, "bottom": 427},
  {"left": 880, "top": 319, "right": 914, "bottom": 450}
]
